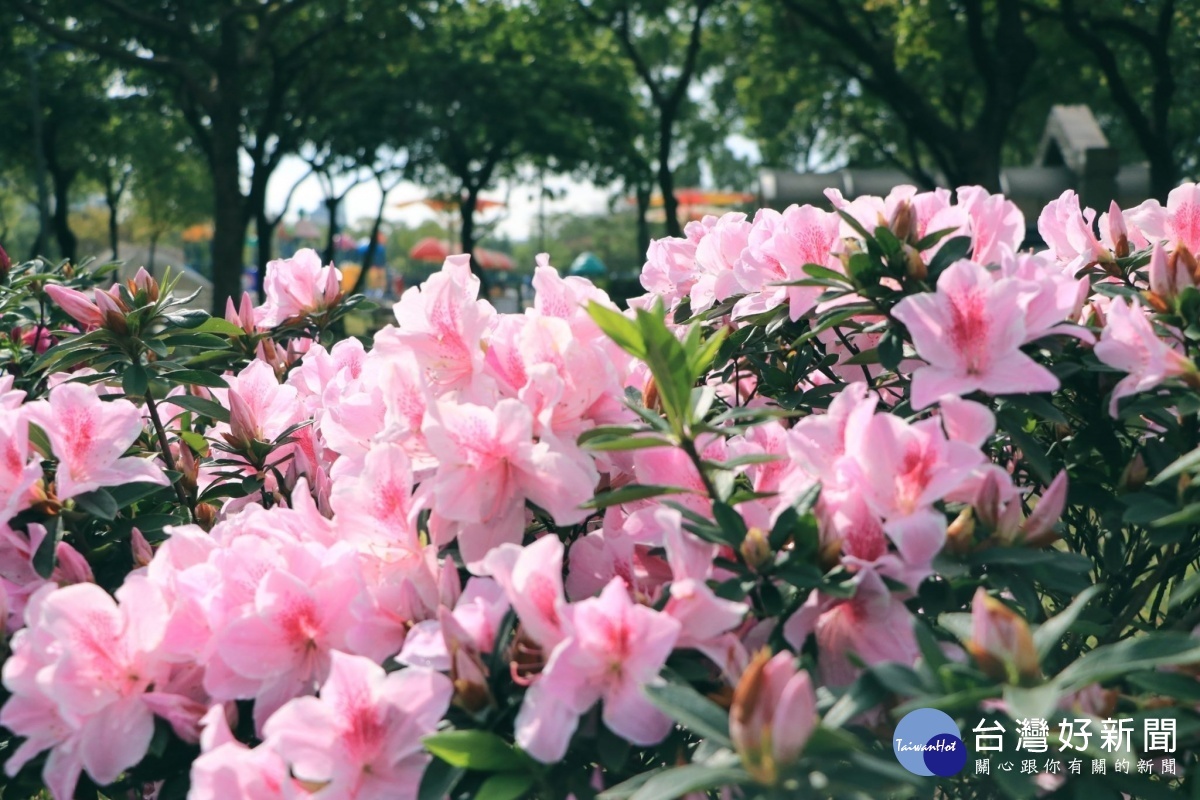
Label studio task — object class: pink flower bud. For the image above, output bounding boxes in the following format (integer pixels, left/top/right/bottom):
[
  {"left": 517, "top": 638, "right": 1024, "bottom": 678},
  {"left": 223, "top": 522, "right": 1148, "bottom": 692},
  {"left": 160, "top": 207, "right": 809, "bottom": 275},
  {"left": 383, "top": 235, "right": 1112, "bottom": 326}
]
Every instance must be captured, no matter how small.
[
  {"left": 731, "top": 649, "right": 818, "bottom": 785},
  {"left": 1106, "top": 201, "right": 1130, "bottom": 258},
  {"left": 130, "top": 267, "right": 159, "bottom": 302},
  {"left": 0, "top": 243, "right": 10, "bottom": 280},
  {"left": 1148, "top": 241, "right": 1191, "bottom": 300},
  {"left": 131, "top": 526, "right": 153, "bottom": 568},
  {"left": 44, "top": 283, "right": 104, "bottom": 329},
  {"left": 54, "top": 542, "right": 94, "bottom": 585},
  {"left": 967, "top": 588, "right": 1040, "bottom": 684},
  {"left": 1022, "top": 470, "right": 1068, "bottom": 546},
  {"left": 226, "top": 390, "right": 260, "bottom": 447}
]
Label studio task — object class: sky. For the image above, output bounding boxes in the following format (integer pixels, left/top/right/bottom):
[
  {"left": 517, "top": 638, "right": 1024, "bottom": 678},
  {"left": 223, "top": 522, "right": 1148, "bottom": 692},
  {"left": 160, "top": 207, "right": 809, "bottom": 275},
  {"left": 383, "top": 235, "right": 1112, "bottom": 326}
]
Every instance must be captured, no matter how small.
[
  {"left": 264, "top": 157, "right": 620, "bottom": 243},
  {"left": 262, "top": 134, "right": 763, "bottom": 243}
]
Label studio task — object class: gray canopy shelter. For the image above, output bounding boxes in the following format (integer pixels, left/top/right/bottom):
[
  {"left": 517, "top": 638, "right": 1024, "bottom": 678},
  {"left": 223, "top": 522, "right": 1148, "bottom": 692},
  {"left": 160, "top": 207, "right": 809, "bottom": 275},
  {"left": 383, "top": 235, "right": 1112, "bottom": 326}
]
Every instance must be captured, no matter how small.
[{"left": 757, "top": 105, "right": 1151, "bottom": 246}]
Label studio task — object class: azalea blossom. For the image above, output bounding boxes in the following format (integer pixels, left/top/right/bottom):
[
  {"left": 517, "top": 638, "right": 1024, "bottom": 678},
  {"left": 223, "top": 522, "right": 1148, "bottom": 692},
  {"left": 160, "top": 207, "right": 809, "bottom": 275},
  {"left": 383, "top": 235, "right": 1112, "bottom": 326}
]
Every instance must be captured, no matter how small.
[
  {"left": 1093, "top": 296, "right": 1196, "bottom": 416},
  {"left": 256, "top": 248, "right": 343, "bottom": 328},
  {"left": 24, "top": 382, "right": 169, "bottom": 500},
  {"left": 892, "top": 259, "right": 1061, "bottom": 409},
  {"left": 516, "top": 578, "right": 681, "bottom": 762},
  {"left": 262, "top": 652, "right": 452, "bottom": 800}
]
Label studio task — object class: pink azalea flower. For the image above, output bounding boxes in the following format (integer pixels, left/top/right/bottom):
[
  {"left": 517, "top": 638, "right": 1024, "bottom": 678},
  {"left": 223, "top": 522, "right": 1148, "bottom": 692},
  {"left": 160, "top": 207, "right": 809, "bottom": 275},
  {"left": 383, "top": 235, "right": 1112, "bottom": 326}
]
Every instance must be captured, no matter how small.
[
  {"left": 389, "top": 255, "right": 496, "bottom": 390},
  {"left": 690, "top": 212, "right": 752, "bottom": 313},
  {"left": 892, "top": 259, "right": 1061, "bottom": 409},
  {"left": 330, "top": 442, "right": 419, "bottom": 550},
  {"left": 422, "top": 398, "right": 596, "bottom": 569},
  {"left": 1037, "top": 190, "right": 1107, "bottom": 267},
  {"left": 0, "top": 412, "right": 40, "bottom": 525},
  {"left": 209, "top": 544, "right": 361, "bottom": 730},
  {"left": 956, "top": 185, "right": 1025, "bottom": 265},
  {"left": 1126, "top": 183, "right": 1200, "bottom": 255},
  {"left": 1, "top": 578, "right": 199, "bottom": 799},
  {"left": 783, "top": 572, "right": 919, "bottom": 687},
  {"left": 733, "top": 204, "right": 842, "bottom": 321},
  {"left": 485, "top": 536, "right": 569, "bottom": 650},
  {"left": 24, "top": 382, "right": 169, "bottom": 500},
  {"left": 517, "top": 578, "right": 681, "bottom": 762},
  {"left": 262, "top": 652, "right": 452, "bottom": 800},
  {"left": 841, "top": 410, "right": 982, "bottom": 522},
  {"left": 255, "top": 248, "right": 342, "bottom": 328},
  {"left": 189, "top": 706, "right": 294, "bottom": 800},
  {"left": 1093, "top": 296, "right": 1196, "bottom": 416}
]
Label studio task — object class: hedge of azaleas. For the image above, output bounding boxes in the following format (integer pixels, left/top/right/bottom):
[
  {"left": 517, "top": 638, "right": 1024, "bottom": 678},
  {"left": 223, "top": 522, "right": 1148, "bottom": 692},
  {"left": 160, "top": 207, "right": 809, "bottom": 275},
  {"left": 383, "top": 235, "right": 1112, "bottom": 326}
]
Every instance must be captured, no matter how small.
[{"left": 3, "top": 185, "right": 1200, "bottom": 799}]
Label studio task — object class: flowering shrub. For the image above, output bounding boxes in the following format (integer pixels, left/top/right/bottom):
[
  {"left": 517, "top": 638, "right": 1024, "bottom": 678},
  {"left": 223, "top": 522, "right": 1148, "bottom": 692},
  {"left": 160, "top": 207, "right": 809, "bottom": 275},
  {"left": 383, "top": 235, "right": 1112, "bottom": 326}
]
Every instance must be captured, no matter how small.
[{"left": 3, "top": 184, "right": 1200, "bottom": 799}]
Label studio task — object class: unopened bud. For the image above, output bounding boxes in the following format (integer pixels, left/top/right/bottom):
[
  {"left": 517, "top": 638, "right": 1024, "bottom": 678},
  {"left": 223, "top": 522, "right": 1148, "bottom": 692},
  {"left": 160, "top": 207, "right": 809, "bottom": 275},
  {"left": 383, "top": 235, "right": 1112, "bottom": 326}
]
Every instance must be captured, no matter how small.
[
  {"left": 131, "top": 526, "right": 154, "bottom": 567},
  {"left": 0, "top": 244, "right": 10, "bottom": 281},
  {"left": 731, "top": 648, "right": 817, "bottom": 785},
  {"left": 54, "top": 542, "right": 94, "bottom": 585},
  {"left": 1119, "top": 453, "right": 1148, "bottom": 492},
  {"left": 195, "top": 502, "right": 217, "bottom": 530},
  {"left": 739, "top": 527, "right": 772, "bottom": 571},
  {"left": 889, "top": 200, "right": 916, "bottom": 244},
  {"left": 904, "top": 244, "right": 927, "bottom": 281},
  {"left": 95, "top": 291, "right": 129, "bottom": 335},
  {"left": 129, "top": 267, "right": 160, "bottom": 303},
  {"left": 945, "top": 507, "right": 976, "bottom": 554},
  {"left": 1107, "top": 201, "right": 1131, "bottom": 259},
  {"left": 1021, "top": 470, "right": 1068, "bottom": 547},
  {"left": 966, "top": 588, "right": 1040, "bottom": 685},
  {"left": 643, "top": 375, "right": 662, "bottom": 413}
]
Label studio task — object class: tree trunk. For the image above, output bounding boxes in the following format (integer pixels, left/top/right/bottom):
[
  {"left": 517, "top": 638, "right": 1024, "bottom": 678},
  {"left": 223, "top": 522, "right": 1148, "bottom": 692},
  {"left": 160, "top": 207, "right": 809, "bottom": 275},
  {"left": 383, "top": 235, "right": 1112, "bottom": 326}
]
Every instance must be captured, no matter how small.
[
  {"left": 106, "top": 182, "right": 120, "bottom": 260},
  {"left": 657, "top": 111, "right": 682, "bottom": 238},
  {"left": 1149, "top": 147, "right": 1178, "bottom": 203},
  {"left": 49, "top": 167, "right": 77, "bottom": 265},
  {"left": 323, "top": 196, "right": 340, "bottom": 266},
  {"left": 460, "top": 189, "right": 489, "bottom": 295},
  {"left": 208, "top": 112, "right": 247, "bottom": 315},
  {"left": 635, "top": 180, "right": 652, "bottom": 260},
  {"left": 148, "top": 233, "right": 159, "bottom": 276},
  {"left": 255, "top": 209, "right": 274, "bottom": 303}
]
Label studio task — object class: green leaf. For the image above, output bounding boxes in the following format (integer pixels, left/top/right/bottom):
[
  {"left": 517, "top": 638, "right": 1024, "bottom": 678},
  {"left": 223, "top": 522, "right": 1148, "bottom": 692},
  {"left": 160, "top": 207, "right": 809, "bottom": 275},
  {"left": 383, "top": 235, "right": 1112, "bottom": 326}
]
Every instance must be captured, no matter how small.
[
  {"left": 423, "top": 730, "right": 527, "bottom": 771},
  {"left": 123, "top": 363, "right": 149, "bottom": 397},
  {"left": 711, "top": 501, "right": 748, "bottom": 545},
  {"left": 161, "top": 369, "right": 229, "bottom": 389},
  {"left": 166, "top": 394, "right": 231, "bottom": 423},
  {"left": 802, "top": 263, "right": 852, "bottom": 284},
  {"left": 1056, "top": 633, "right": 1200, "bottom": 692},
  {"left": 582, "top": 484, "right": 688, "bottom": 510},
  {"left": 1152, "top": 446, "right": 1200, "bottom": 485},
  {"left": 1003, "top": 683, "right": 1060, "bottom": 723},
  {"left": 74, "top": 488, "right": 120, "bottom": 520},
  {"left": 185, "top": 316, "right": 245, "bottom": 337},
  {"left": 878, "top": 328, "right": 903, "bottom": 371},
  {"left": 644, "top": 680, "right": 732, "bottom": 747},
  {"left": 107, "top": 482, "right": 169, "bottom": 509},
  {"left": 582, "top": 435, "right": 674, "bottom": 452},
  {"left": 588, "top": 301, "right": 645, "bottom": 358},
  {"left": 476, "top": 772, "right": 534, "bottom": 800},
  {"left": 597, "top": 769, "right": 665, "bottom": 800},
  {"left": 1033, "top": 584, "right": 1103, "bottom": 659},
  {"left": 624, "top": 765, "right": 750, "bottom": 800},
  {"left": 32, "top": 519, "right": 61, "bottom": 579},
  {"left": 1126, "top": 670, "right": 1200, "bottom": 702},
  {"left": 417, "top": 758, "right": 463, "bottom": 800},
  {"left": 926, "top": 236, "right": 973, "bottom": 280}
]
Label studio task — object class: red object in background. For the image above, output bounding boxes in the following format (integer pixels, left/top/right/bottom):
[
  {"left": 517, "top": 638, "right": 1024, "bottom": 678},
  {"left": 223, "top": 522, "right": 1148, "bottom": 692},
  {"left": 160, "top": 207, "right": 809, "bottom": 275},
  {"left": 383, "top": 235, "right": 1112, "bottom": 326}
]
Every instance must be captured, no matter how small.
[{"left": 407, "top": 237, "right": 514, "bottom": 270}]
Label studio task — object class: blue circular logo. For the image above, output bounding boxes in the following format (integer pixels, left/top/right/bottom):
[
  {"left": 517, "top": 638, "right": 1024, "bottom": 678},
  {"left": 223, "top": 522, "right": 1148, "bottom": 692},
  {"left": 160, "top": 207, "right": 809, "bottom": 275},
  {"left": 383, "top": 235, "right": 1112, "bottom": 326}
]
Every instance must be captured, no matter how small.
[{"left": 892, "top": 708, "right": 966, "bottom": 777}]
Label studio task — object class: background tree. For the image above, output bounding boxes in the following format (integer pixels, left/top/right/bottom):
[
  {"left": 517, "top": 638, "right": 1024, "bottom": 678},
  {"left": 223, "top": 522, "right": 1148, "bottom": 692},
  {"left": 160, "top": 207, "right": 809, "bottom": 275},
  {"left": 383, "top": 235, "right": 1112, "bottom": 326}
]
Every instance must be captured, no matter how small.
[
  {"left": 727, "top": 0, "right": 1057, "bottom": 189},
  {"left": 403, "top": 0, "right": 640, "bottom": 285},
  {"left": 1029, "top": 0, "right": 1198, "bottom": 201},
  {"left": 14, "top": 0, "right": 360, "bottom": 312}
]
